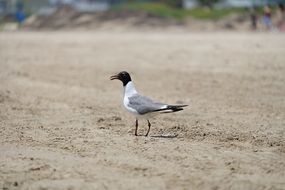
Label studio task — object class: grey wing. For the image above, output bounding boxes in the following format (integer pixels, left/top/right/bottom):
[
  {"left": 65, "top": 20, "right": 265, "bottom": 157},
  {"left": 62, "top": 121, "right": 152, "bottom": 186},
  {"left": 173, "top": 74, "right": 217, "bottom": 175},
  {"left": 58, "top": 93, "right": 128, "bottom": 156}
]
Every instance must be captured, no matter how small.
[{"left": 128, "top": 94, "right": 166, "bottom": 115}]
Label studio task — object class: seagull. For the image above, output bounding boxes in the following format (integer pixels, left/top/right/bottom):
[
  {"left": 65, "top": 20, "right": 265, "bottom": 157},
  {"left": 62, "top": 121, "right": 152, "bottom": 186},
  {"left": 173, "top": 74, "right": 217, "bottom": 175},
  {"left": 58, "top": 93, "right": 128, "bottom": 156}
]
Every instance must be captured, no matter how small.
[{"left": 110, "top": 71, "right": 188, "bottom": 136}]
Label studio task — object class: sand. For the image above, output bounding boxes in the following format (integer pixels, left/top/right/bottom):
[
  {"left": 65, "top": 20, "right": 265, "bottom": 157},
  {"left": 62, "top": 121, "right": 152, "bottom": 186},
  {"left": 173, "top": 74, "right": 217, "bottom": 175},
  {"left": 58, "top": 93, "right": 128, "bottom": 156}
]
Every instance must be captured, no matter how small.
[{"left": 0, "top": 31, "right": 285, "bottom": 190}]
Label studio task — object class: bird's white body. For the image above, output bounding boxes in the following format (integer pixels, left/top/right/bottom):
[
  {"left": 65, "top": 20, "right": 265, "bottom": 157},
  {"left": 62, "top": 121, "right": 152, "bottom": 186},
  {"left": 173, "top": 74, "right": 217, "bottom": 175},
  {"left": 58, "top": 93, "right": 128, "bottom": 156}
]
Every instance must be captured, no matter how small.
[
  {"left": 123, "top": 82, "right": 165, "bottom": 119},
  {"left": 123, "top": 82, "right": 139, "bottom": 116}
]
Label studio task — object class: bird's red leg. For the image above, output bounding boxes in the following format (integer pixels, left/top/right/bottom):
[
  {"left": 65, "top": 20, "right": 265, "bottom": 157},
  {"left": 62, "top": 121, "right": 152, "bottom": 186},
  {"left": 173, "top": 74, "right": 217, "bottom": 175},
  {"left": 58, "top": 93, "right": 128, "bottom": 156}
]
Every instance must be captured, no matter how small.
[
  {"left": 145, "top": 120, "right": 151, "bottom": 136},
  {"left": 135, "top": 119, "right": 138, "bottom": 136}
]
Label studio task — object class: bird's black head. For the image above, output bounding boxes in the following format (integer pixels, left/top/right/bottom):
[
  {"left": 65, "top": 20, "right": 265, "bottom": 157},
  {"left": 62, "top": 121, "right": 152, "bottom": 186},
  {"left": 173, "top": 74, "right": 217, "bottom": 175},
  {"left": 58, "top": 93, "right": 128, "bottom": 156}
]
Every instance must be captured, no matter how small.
[{"left": 110, "top": 71, "right": 132, "bottom": 86}]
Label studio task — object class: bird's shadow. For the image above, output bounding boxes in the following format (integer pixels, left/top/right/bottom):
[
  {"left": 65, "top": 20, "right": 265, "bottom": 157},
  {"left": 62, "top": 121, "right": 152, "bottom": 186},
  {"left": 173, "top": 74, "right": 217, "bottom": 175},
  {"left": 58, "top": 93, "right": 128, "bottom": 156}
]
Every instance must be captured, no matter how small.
[{"left": 150, "top": 134, "right": 178, "bottom": 139}]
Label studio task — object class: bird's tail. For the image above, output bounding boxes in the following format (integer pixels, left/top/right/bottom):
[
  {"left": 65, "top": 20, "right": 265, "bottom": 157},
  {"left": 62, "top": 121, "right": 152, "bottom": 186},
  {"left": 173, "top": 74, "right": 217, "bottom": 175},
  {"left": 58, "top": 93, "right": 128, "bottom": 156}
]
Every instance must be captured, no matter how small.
[{"left": 153, "top": 104, "right": 188, "bottom": 114}]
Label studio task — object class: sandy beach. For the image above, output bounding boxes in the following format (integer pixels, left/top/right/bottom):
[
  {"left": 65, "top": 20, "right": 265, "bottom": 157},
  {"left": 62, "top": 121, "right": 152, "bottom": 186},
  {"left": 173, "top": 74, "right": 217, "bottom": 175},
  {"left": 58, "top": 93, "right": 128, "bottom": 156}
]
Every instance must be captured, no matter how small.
[{"left": 0, "top": 31, "right": 285, "bottom": 190}]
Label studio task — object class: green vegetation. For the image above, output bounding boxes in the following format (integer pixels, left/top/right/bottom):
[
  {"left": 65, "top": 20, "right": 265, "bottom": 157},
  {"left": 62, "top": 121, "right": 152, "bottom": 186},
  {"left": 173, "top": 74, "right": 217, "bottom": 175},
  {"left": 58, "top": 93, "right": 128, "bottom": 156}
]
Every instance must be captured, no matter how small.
[
  {"left": 112, "top": 2, "right": 186, "bottom": 19},
  {"left": 188, "top": 7, "right": 246, "bottom": 20},
  {"left": 112, "top": 2, "right": 248, "bottom": 20},
  {"left": 196, "top": 0, "right": 223, "bottom": 8},
  {"left": 158, "top": 0, "right": 183, "bottom": 8}
]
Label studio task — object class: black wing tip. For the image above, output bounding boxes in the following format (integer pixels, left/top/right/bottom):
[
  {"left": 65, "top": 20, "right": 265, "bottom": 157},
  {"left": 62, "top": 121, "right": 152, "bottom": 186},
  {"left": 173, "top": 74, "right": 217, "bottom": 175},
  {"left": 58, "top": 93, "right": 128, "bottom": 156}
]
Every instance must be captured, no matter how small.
[
  {"left": 159, "top": 107, "right": 183, "bottom": 114},
  {"left": 151, "top": 104, "right": 188, "bottom": 114},
  {"left": 176, "top": 104, "right": 188, "bottom": 107},
  {"left": 167, "top": 104, "right": 188, "bottom": 112},
  {"left": 148, "top": 104, "right": 189, "bottom": 114},
  {"left": 168, "top": 104, "right": 188, "bottom": 109}
]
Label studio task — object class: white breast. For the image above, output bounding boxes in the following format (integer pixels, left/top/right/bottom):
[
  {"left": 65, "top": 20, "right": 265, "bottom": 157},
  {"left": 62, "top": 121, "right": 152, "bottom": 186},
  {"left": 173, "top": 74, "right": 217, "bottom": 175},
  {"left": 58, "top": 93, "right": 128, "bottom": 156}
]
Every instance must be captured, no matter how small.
[
  {"left": 123, "top": 96, "right": 139, "bottom": 115},
  {"left": 123, "top": 82, "right": 139, "bottom": 116}
]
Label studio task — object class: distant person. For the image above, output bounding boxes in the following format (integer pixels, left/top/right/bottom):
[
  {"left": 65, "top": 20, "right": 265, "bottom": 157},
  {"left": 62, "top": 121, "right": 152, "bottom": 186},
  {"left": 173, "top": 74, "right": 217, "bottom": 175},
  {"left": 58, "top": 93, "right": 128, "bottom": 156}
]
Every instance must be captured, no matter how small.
[
  {"left": 15, "top": 1, "right": 25, "bottom": 25},
  {"left": 276, "top": 3, "right": 285, "bottom": 32},
  {"left": 15, "top": 9, "right": 25, "bottom": 24},
  {"left": 263, "top": 5, "right": 272, "bottom": 30},
  {"left": 250, "top": 7, "right": 257, "bottom": 30}
]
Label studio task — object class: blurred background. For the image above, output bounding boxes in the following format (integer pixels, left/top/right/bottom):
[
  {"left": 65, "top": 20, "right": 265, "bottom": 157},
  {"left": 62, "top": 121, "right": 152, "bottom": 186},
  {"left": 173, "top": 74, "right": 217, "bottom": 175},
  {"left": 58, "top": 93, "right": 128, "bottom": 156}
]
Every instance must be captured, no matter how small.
[{"left": 0, "top": 0, "right": 285, "bottom": 32}]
